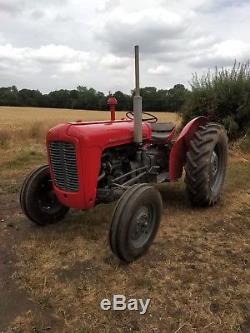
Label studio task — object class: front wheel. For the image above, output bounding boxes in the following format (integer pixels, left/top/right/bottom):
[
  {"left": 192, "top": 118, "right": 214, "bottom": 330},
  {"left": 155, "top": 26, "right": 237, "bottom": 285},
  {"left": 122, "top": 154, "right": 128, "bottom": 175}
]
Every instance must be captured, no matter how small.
[
  {"left": 20, "top": 165, "right": 69, "bottom": 225},
  {"left": 109, "top": 184, "right": 163, "bottom": 262}
]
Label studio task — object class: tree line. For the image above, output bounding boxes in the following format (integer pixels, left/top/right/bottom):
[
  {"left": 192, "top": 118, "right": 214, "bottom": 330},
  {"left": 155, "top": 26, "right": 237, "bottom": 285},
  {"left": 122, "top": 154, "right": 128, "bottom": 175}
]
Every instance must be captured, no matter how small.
[{"left": 0, "top": 84, "right": 188, "bottom": 112}]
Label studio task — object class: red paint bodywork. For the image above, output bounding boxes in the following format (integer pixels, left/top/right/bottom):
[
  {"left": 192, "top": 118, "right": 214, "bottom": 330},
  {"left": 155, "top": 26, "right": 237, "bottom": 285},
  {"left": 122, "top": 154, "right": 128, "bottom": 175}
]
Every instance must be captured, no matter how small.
[
  {"left": 47, "top": 120, "right": 151, "bottom": 209},
  {"left": 169, "top": 116, "right": 208, "bottom": 181},
  {"left": 46, "top": 116, "right": 208, "bottom": 210}
]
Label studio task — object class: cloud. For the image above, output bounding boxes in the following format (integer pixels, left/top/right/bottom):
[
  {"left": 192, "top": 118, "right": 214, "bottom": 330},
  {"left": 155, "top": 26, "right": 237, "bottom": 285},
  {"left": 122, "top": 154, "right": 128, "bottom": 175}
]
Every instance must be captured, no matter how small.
[
  {"left": 100, "top": 54, "right": 130, "bottom": 69},
  {"left": 148, "top": 65, "right": 171, "bottom": 75},
  {"left": 0, "top": 0, "right": 250, "bottom": 93},
  {"left": 190, "top": 40, "right": 250, "bottom": 68},
  {"left": 30, "top": 44, "right": 90, "bottom": 64},
  {"left": 97, "top": 0, "right": 120, "bottom": 12},
  {"left": 59, "top": 62, "right": 87, "bottom": 73},
  {"left": 0, "top": 43, "right": 93, "bottom": 76},
  {"left": 0, "top": 44, "right": 25, "bottom": 61},
  {"left": 98, "top": 7, "right": 191, "bottom": 56},
  {"left": 0, "top": 0, "right": 25, "bottom": 14},
  {"left": 162, "top": 0, "right": 248, "bottom": 13},
  {"left": 30, "top": 9, "right": 45, "bottom": 20},
  {"left": 0, "top": 0, "right": 68, "bottom": 16}
]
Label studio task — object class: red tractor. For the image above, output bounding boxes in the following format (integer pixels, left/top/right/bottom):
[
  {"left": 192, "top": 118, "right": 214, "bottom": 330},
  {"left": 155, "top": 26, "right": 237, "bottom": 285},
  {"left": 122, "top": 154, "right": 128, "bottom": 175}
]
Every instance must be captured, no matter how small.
[{"left": 20, "top": 46, "right": 228, "bottom": 262}]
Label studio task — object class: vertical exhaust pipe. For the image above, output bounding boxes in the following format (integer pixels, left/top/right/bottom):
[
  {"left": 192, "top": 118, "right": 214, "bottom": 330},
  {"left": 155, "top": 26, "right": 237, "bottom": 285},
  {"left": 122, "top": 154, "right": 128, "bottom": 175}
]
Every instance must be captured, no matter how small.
[{"left": 133, "top": 45, "right": 142, "bottom": 143}]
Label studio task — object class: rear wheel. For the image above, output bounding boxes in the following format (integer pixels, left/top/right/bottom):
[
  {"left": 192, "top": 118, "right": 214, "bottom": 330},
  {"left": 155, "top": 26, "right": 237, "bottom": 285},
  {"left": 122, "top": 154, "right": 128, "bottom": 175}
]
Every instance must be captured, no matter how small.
[
  {"left": 20, "top": 165, "right": 69, "bottom": 225},
  {"left": 109, "top": 184, "right": 162, "bottom": 262},
  {"left": 185, "top": 123, "right": 228, "bottom": 206}
]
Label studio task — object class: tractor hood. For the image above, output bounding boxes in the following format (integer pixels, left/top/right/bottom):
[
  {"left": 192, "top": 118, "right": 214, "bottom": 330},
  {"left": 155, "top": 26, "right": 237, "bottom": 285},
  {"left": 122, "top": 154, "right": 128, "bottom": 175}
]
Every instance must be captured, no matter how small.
[
  {"left": 46, "top": 120, "right": 151, "bottom": 210},
  {"left": 47, "top": 120, "right": 152, "bottom": 148}
]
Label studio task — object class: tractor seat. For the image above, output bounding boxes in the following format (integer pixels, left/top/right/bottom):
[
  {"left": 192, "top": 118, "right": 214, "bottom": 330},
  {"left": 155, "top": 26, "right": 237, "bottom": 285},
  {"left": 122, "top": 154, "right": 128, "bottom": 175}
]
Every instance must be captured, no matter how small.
[{"left": 151, "top": 122, "right": 175, "bottom": 144}]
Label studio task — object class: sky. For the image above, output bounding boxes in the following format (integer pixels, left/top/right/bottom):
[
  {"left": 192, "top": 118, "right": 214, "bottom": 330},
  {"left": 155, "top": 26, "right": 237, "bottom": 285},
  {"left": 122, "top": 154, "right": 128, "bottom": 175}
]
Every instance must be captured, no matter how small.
[{"left": 0, "top": 0, "right": 249, "bottom": 93}]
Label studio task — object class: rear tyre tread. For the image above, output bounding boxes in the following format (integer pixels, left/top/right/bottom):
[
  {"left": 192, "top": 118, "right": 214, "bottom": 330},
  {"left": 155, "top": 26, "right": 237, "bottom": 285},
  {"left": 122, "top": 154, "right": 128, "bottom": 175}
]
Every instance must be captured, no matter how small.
[{"left": 184, "top": 123, "right": 228, "bottom": 206}]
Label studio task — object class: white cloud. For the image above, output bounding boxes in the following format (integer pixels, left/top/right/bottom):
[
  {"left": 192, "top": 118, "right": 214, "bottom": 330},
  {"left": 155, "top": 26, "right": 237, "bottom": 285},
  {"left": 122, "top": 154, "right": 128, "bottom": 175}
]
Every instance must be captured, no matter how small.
[
  {"left": 0, "top": 0, "right": 250, "bottom": 92},
  {"left": 29, "top": 44, "right": 90, "bottom": 64},
  {"left": 189, "top": 35, "right": 216, "bottom": 48},
  {"left": 191, "top": 40, "right": 250, "bottom": 68},
  {"left": 0, "top": 44, "right": 27, "bottom": 61},
  {"left": 98, "top": 7, "right": 191, "bottom": 56},
  {"left": 30, "top": 9, "right": 45, "bottom": 20},
  {"left": 97, "top": 0, "right": 120, "bottom": 12},
  {"left": 215, "top": 40, "right": 250, "bottom": 59},
  {"left": 0, "top": 43, "right": 92, "bottom": 65},
  {"left": 60, "top": 62, "right": 87, "bottom": 73},
  {"left": 0, "top": 0, "right": 68, "bottom": 15},
  {"left": 0, "top": 0, "right": 23, "bottom": 14},
  {"left": 148, "top": 65, "right": 171, "bottom": 75},
  {"left": 100, "top": 54, "right": 130, "bottom": 69},
  {"left": 0, "top": 43, "right": 94, "bottom": 86}
]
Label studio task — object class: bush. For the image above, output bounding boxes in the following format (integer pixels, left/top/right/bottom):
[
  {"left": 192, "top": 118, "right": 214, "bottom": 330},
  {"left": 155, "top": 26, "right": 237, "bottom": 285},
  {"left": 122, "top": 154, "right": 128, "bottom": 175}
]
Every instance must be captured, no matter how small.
[{"left": 180, "top": 61, "right": 250, "bottom": 140}]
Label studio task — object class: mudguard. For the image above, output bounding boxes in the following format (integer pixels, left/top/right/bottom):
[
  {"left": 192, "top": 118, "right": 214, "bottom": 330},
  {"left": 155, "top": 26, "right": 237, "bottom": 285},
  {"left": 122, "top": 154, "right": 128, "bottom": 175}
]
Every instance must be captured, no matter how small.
[{"left": 169, "top": 116, "right": 208, "bottom": 181}]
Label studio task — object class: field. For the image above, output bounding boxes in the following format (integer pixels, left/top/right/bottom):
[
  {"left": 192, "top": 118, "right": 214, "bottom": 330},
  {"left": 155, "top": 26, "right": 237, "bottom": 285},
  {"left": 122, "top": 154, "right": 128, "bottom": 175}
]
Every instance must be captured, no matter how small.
[{"left": 0, "top": 106, "right": 249, "bottom": 333}]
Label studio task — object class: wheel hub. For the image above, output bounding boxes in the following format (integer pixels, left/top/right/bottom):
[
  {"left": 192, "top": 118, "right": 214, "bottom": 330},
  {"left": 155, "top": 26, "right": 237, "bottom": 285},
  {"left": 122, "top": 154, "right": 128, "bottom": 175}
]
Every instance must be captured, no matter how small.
[
  {"left": 130, "top": 206, "right": 154, "bottom": 248},
  {"left": 38, "top": 178, "right": 61, "bottom": 213},
  {"left": 136, "top": 209, "right": 150, "bottom": 234}
]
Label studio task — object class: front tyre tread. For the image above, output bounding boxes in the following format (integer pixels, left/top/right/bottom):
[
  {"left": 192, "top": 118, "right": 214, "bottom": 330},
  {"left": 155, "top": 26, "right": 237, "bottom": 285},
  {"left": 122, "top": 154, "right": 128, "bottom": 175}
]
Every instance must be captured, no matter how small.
[
  {"left": 20, "top": 165, "right": 69, "bottom": 225},
  {"left": 110, "top": 184, "right": 163, "bottom": 262}
]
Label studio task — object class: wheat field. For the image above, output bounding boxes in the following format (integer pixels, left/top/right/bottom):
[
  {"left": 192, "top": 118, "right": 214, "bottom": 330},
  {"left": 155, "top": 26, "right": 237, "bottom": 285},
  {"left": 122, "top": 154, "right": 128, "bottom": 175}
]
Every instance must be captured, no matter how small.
[
  {"left": 0, "top": 106, "right": 178, "bottom": 128},
  {"left": 0, "top": 106, "right": 179, "bottom": 146}
]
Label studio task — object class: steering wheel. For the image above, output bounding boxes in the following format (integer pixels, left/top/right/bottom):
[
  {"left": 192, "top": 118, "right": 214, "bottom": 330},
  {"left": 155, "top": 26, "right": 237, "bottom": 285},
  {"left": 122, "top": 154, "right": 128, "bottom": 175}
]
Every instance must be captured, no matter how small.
[{"left": 126, "top": 111, "right": 158, "bottom": 123}]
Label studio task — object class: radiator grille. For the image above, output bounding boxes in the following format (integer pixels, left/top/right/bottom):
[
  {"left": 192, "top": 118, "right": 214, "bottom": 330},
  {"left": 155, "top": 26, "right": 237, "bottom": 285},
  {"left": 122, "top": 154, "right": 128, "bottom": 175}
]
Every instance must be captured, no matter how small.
[{"left": 48, "top": 141, "right": 79, "bottom": 192}]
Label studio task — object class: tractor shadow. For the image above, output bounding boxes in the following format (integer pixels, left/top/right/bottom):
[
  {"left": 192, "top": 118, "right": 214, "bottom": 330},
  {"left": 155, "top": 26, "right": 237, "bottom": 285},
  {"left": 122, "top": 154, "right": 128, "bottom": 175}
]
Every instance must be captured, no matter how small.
[
  {"left": 14, "top": 182, "right": 190, "bottom": 247},
  {"left": 157, "top": 182, "right": 189, "bottom": 210}
]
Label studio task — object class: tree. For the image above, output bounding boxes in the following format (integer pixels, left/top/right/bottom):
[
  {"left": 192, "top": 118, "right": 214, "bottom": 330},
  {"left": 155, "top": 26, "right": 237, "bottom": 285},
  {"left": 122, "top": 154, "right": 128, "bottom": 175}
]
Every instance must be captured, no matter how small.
[
  {"left": 167, "top": 84, "right": 187, "bottom": 112},
  {"left": 113, "top": 91, "right": 132, "bottom": 111},
  {"left": 0, "top": 86, "right": 19, "bottom": 106},
  {"left": 19, "top": 89, "right": 43, "bottom": 107},
  {"left": 0, "top": 83, "right": 188, "bottom": 113}
]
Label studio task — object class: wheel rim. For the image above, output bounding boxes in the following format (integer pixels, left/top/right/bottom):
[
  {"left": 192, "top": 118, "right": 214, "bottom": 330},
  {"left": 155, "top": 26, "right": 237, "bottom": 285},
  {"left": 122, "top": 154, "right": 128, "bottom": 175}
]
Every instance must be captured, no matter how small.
[
  {"left": 211, "top": 150, "right": 219, "bottom": 178},
  {"left": 129, "top": 205, "right": 155, "bottom": 249},
  {"left": 209, "top": 145, "right": 222, "bottom": 192},
  {"left": 37, "top": 176, "right": 62, "bottom": 214}
]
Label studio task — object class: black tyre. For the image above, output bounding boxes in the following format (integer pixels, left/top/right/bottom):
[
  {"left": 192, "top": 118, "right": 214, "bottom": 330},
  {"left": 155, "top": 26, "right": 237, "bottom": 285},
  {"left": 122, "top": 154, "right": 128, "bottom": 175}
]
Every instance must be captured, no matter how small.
[
  {"left": 110, "top": 183, "right": 163, "bottom": 262},
  {"left": 185, "top": 123, "right": 228, "bottom": 206},
  {"left": 20, "top": 165, "right": 69, "bottom": 225}
]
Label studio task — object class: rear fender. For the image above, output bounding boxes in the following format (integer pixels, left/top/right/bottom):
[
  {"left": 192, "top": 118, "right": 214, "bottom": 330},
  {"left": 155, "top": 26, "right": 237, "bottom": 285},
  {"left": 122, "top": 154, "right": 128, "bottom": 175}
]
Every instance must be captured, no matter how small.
[{"left": 169, "top": 116, "right": 208, "bottom": 181}]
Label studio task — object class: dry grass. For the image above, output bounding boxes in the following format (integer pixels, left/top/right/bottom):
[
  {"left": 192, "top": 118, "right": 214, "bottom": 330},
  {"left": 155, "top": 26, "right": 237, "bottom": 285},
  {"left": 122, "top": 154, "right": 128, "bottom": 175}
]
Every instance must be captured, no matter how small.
[
  {"left": 0, "top": 106, "right": 178, "bottom": 124},
  {"left": 0, "top": 106, "right": 179, "bottom": 152},
  {"left": 0, "top": 106, "right": 179, "bottom": 144},
  {"left": 0, "top": 107, "right": 249, "bottom": 333},
  {"left": 0, "top": 128, "right": 11, "bottom": 148}
]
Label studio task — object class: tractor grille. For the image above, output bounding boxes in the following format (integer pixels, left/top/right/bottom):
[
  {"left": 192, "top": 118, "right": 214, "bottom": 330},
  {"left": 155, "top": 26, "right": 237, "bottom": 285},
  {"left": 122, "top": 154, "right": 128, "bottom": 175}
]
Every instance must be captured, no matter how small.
[{"left": 48, "top": 141, "right": 79, "bottom": 192}]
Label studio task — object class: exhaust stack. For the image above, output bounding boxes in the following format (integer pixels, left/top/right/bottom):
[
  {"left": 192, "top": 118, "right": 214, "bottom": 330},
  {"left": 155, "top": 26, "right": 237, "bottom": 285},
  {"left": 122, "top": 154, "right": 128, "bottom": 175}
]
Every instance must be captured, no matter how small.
[{"left": 133, "top": 45, "right": 142, "bottom": 143}]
